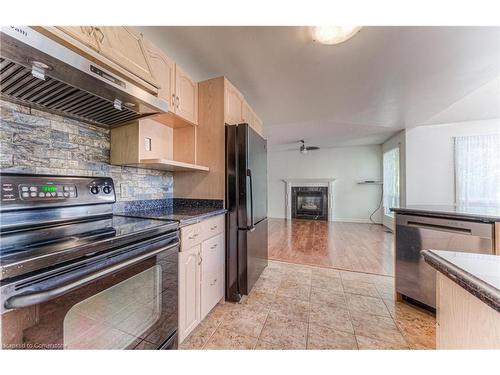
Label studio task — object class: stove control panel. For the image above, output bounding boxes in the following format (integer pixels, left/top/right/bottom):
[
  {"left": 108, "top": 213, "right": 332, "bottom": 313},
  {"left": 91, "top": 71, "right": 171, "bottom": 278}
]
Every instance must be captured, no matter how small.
[
  {"left": 17, "top": 184, "right": 78, "bottom": 200},
  {"left": 0, "top": 174, "right": 116, "bottom": 211}
]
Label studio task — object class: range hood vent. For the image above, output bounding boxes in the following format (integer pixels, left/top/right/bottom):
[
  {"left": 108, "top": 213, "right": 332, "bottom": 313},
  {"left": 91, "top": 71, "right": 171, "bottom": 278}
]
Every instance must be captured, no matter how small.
[
  {"left": 1, "top": 58, "right": 147, "bottom": 127},
  {"left": 0, "top": 27, "right": 168, "bottom": 128}
]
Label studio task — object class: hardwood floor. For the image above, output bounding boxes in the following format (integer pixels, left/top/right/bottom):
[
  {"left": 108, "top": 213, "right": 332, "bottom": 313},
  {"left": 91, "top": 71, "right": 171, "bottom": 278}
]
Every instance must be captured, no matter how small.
[{"left": 268, "top": 218, "right": 395, "bottom": 276}]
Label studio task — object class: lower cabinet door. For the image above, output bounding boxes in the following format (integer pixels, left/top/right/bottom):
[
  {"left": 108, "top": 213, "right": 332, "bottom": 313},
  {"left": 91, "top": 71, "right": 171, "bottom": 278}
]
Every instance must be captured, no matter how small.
[
  {"left": 178, "top": 245, "right": 201, "bottom": 343},
  {"left": 201, "top": 233, "right": 225, "bottom": 320}
]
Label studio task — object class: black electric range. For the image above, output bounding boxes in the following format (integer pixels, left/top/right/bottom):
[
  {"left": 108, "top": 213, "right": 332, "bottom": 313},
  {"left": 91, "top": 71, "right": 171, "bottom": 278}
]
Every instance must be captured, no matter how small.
[{"left": 0, "top": 173, "right": 179, "bottom": 350}]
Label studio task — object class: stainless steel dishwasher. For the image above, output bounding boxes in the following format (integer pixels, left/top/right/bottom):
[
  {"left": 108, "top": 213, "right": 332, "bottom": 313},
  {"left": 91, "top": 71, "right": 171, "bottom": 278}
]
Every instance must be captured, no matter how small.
[{"left": 395, "top": 214, "right": 495, "bottom": 310}]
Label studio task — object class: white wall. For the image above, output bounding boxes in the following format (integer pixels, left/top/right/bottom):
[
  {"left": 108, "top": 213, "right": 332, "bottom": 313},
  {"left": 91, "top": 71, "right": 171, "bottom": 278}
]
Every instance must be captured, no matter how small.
[
  {"left": 382, "top": 130, "right": 406, "bottom": 229},
  {"left": 268, "top": 145, "right": 383, "bottom": 223},
  {"left": 405, "top": 118, "right": 500, "bottom": 205}
]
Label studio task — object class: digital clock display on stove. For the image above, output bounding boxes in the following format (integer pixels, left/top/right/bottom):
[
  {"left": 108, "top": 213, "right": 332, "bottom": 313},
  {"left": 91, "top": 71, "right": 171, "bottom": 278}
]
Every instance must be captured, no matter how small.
[{"left": 41, "top": 185, "right": 58, "bottom": 192}]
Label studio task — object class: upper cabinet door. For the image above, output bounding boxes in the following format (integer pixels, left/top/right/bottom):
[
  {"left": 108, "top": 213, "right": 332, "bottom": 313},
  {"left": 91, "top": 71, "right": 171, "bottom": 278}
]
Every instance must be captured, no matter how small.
[
  {"left": 94, "top": 27, "right": 158, "bottom": 87},
  {"left": 144, "top": 39, "right": 176, "bottom": 107},
  {"left": 55, "top": 26, "right": 100, "bottom": 50},
  {"left": 225, "top": 81, "right": 243, "bottom": 125},
  {"left": 241, "top": 100, "right": 252, "bottom": 125},
  {"left": 175, "top": 65, "right": 198, "bottom": 125},
  {"left": 252, "top": 111, "right": 264, "bottom": 137}
]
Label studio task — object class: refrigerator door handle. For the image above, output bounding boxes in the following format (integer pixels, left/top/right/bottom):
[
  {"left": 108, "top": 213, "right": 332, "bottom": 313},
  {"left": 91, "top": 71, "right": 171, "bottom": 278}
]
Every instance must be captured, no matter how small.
[{"left": 246, "top": 169, "right": 255, "bottom": 232}]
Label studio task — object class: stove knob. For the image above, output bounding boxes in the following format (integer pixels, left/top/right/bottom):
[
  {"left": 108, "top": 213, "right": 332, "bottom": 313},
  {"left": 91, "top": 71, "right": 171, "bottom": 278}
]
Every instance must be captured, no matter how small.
[
  {"left": 90, "top": 186, "right": 100, "bottom": 195},
  {"left": 103, "top": 186, "right": 112, "bottom": 194}
]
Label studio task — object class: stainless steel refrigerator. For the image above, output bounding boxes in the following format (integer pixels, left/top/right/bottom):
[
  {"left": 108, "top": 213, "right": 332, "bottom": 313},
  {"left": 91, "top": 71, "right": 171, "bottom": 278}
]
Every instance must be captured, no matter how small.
[{"left": 225, "top": 123, "right": 268, "bottom": 302}]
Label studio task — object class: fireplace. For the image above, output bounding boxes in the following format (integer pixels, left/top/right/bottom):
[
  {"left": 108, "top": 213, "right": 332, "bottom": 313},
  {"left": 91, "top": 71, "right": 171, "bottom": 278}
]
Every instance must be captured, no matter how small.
[
  {"left": 283, "top": 178, "right": 335, "bottom": 221},
  {"left": 291, "top": 186, "right": 328, "bottom": 220}
]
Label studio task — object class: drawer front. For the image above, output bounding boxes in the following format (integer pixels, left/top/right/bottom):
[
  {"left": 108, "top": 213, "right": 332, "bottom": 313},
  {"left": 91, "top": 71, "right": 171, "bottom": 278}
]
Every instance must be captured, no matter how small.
[
  {"left": 202, "top": 215, "right": 225, "bottom": 241},
  {"left": 181, "top": 223, "right": 203, "bottom": 249},
  {"left": 201, "top": 233, "right": 225, "bottom": 319}
]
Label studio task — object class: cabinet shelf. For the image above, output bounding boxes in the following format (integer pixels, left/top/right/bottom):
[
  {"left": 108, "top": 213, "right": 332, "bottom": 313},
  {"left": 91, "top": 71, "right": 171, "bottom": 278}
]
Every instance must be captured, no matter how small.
[
  {"left": 150, "top": 111, "right": 197, "bottom": 128},
  {"left": 124, "top": 158, "right": 209, "bottom": 172}
]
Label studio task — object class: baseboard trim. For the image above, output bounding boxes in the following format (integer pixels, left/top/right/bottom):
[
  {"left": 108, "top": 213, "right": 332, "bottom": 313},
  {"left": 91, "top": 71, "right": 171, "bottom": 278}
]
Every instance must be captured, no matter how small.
[
  {"left": 329, "top": 218, "right": 382, "bottom": 224},
  {"left": 268, "top": 216, "right": 383, "bottom": 224}
]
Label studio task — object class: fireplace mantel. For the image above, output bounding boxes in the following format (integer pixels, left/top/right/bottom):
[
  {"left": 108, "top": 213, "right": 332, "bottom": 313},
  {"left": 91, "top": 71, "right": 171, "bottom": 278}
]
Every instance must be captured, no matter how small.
[
  {"left": 282, "top": 178, "right": 336, "bottom": 184},
  {"left": 282, "top": 178, "right": 336, "bottom": 221}
]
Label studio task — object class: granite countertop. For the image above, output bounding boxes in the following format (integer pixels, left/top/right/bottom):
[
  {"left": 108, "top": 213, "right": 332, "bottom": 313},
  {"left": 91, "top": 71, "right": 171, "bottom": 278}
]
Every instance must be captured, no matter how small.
[
  {"left": 422, "top": 249, "right": 500, "bottom": 313},
  {"left": 391, "top": 205, "right": 500, "bottom": 222},
  {"left": 114, "top": 198, "right": 226, "bottom": 226},
  {"left": 123, "top": 206, "right": 227, "bottom": 226}
]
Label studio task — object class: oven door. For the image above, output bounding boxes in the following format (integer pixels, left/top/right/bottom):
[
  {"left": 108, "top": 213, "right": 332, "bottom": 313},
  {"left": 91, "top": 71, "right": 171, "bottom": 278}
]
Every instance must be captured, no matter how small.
[{"left": 1, "top": 232, "right": 178, "bottom": 350}]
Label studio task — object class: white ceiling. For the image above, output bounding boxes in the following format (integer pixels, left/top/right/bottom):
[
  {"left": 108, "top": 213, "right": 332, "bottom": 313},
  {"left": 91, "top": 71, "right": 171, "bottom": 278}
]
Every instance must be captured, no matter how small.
[{"left": 138, "top": 26, "right": 500, "bottom": 148}]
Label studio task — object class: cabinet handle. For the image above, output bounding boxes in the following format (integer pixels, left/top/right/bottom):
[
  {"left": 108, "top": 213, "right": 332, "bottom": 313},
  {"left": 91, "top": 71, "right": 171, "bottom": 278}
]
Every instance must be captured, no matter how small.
[
  {"left": 94, "top": 27, "right": 105, "bottom": 43},
  {"left": 171, "top": 93, "right": 176, "bottom": 106},
  {"left": 210, "top": 244, "right": 218, "bottom": 250},
  {"left": 210, "top": 225, "right": 217, "bottom": 230},
  {"left": 198, "top": 253, "right": 203, "bottom": 265},
  {"left": 188, "top": 233, "right": 199, "bottom": 240},
  {"left": 176, "top": 95, "right": 180, "bottom": 109},
  {"left": 210, "top": 279, "right": 217, "bottom": 286}
]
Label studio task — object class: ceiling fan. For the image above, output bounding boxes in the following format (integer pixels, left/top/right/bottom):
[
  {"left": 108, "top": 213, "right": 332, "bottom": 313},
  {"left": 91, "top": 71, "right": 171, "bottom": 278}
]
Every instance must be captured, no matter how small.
[{"left": 299, "top": 140, "right": 320, "bottom": 154}]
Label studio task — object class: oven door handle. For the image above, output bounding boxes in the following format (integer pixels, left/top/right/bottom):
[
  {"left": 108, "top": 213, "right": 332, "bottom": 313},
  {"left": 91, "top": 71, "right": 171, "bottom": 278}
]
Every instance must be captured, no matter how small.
[{"left": 4, "top": 242, "right": 178, "bottom": 310}]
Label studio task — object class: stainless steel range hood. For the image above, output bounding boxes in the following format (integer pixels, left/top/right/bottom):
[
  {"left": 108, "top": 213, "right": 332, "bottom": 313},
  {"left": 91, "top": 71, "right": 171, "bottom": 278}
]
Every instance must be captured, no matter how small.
[{"left": 0, "top": 27, "right": 168, "bottom": 127}]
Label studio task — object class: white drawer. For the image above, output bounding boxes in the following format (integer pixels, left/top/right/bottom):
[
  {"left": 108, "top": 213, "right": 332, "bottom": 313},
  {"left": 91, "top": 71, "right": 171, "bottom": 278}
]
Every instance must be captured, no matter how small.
[
  {"left": 201, "top": 233, "right": 225, "bottom": 319},
  {"left": 202, "top": 215, "right": 225, "bottom": 241},
  {"left": 180, "top": 222, "right": 203, "bottom": 250}
]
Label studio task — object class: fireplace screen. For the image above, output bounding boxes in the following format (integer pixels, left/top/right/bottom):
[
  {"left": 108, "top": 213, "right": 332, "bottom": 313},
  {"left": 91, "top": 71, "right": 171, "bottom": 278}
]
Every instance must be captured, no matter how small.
[
  {"left": 297, "top": 194, "right": 322, "bottom": 212},
  {"left": 291, "top": 187, "right": 328, "bottom": 220}
]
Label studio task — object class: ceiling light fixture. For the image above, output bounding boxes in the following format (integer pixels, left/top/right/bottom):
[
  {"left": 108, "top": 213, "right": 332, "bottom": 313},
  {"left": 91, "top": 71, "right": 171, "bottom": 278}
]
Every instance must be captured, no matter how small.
[{"left": 312, "top": 26, "right": 362, "bottom": 45}]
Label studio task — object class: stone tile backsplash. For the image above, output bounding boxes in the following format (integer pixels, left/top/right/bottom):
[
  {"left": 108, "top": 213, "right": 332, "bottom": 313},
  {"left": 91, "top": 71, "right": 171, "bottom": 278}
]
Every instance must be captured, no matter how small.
[{"left": 0, "top": 100, "right": 173, "bottom": 201}]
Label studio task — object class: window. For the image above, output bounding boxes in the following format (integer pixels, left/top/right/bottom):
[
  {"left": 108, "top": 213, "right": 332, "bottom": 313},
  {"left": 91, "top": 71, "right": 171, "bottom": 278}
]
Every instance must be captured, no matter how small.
[
  {"left": 383, "top": 147, "right": 400, "bottom": 217},
  {"left": 454, "top": 134, "right": 500, "bottom": 207}
]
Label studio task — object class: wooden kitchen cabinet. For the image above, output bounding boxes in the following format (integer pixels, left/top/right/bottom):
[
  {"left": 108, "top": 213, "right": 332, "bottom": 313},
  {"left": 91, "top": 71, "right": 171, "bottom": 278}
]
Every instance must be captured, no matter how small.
[
  {"left": 225, "top": 80, "right": 243, "bottom": 125},
  {"left": 111, "top": 118, "right": 172, "bottom": 163},
  {"left": 55, "top": 26, "right": 100, "bottom": 50},
  {"left": 242, "top": 100, "right": 264, "bottom": 137},
  {"left": 252, "top": 111, "right": 264, "bottom": 137},
  {"left": 178, "top": 244, "right": 202, "bottom": 342},
  {"left": 94, "top": 27, "right": 157, "bottom": 87},
  {"left": 436, "top": 273, "right": 500, "bottom": 349},
  {"left": 178, "top": 214, "right": 225, "bottom": 343},
  {"left": 201, "top": 233, "right": 225, "bottom": 319},
  {"left": 110, "top": 119, "right": 208, "bottom": 172},
  {"left": 143, "top": 39, "right": 176, "bottom": 108},
  {"left": 37, "top": 26, "right": 160, "bottom": 92},
  {"left": 143, "top": 43, "right": 198, "bottom": 126},
  {"left": 174, "top": 65, "right": 198, "bottom": 125},
  {"left": 175, "top": 77, "right": 265, "bottom": 200},
  {"left": 241, "top": 100, "right": 252, "bottom": 125}
]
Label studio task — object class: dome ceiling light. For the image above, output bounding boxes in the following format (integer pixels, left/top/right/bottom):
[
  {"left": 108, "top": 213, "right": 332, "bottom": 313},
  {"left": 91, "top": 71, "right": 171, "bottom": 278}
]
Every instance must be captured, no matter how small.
[{"left": 312, "top": 26, "right": 362, "bottom": 45}]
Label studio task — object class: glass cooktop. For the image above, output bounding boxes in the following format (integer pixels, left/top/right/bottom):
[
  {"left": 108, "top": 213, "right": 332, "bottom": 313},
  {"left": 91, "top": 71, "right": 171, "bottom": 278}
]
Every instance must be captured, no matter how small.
[{"left": 0, "top": 215, "right": 178, "bottom": 278}]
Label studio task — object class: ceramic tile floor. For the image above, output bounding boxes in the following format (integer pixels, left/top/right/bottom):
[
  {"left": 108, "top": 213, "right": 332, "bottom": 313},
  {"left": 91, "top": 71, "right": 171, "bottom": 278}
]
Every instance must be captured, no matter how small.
[{"left": 180, "top": 260, "right": 436, "bottom": 350}]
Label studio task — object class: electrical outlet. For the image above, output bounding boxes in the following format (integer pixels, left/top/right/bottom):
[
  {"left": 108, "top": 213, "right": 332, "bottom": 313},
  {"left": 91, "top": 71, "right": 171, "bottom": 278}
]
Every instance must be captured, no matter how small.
[{"left": 144, "top": 137, "right": 152, "bottom": 152}]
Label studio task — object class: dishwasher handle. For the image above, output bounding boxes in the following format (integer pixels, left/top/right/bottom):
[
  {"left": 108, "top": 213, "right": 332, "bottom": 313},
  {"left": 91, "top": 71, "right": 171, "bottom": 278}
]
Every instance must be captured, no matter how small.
[
  {"left": 397, "top": 214, "right": 494, "bottom": 238},
  {"left": 406, "top": 221, "right": 473, "bottom": 235}
]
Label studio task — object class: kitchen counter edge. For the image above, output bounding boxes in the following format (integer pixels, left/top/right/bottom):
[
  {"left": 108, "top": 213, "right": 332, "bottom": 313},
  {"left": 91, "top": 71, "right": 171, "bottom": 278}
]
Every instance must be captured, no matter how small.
[
  {"left": 178, "top": 209, "right": 227, "bottom": 226},
  {"left": 422, "top": 249, "right": 500, "bottom": 313}
]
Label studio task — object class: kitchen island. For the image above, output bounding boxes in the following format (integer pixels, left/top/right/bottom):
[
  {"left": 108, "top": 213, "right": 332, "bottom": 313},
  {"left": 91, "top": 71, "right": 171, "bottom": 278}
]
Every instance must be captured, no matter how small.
[{"left": 422, "top": 250, "right": 500, "bottom": 349}]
